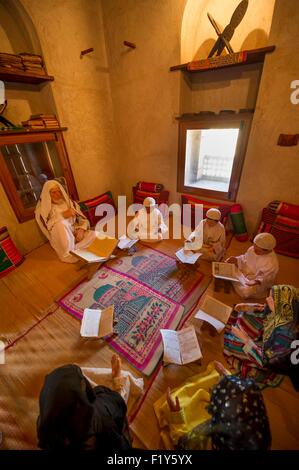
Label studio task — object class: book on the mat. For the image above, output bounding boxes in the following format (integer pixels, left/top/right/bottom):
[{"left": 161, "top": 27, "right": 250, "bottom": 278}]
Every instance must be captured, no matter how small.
[
  {"left": 175, "top": 248, "right": 201, "bottom": 264},
  {"left": 71, "top": 248, "right": 111, "bottom": 263},
  {"left": 212, "top": 261, "right": 240, "bottom": 282},
  {"left": 160, "top": 326, "right": 202, "bottom": 365},
  {"left": 86, "top": 236, "right": 118, "bottom": 258},
  {"left": 195, "top": 295, "right": 233, "bottom": 333},
  {"left": 80, "top": 305, "right": 114, "bottom": 338},
  {"left": 117, "top": 235, "right": 138, "bottom": 250}
]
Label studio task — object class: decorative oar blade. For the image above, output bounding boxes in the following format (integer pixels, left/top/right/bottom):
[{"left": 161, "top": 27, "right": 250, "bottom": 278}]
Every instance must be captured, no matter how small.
[{"left": 229, "top": 0, "right": 249, "bottom": 29}]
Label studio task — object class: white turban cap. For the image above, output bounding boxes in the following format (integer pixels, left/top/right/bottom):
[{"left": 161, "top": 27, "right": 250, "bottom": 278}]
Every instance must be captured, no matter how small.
[
  {"left": 253, "top": 232, "right": 276, "bottom": 251},
  {"left": 143, "top": 197, "right": 156, "bottom": 207},
  {"left": 206, "top": 208, "right": 221, "bottom": 221}
]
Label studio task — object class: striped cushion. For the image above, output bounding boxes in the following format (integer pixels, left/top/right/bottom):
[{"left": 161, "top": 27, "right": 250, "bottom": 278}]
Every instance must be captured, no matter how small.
[
  {"left": 181, "top": 194, "right": 232, "bottom": 230},
  {"left": 79, "top": 191, "right": 116, "bottom": 227},
  {"left": 0, "top": 226, "right": 24, "bottom": 278},
  {"left": 134, "top": 189, "right": 161, "bottom": 205}
]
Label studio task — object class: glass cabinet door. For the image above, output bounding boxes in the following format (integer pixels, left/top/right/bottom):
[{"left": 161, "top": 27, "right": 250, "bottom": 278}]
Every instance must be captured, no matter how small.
[
  {"left": 2, "top": 141, "right": 63, "bottom": 209},
  {"left": 0, "top": 131, "right": 78, "bottom": 222}
]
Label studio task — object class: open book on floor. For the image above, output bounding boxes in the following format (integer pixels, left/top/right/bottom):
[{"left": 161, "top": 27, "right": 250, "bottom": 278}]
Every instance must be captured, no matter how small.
[
  {"left": 212, "top": 261, "right": 240, "bottom": 282},
  {"left": 117, "top": 235, "right": 138, "bottom": 250},
  {"left": 195, "top": 295, "right": 232, "bottom": 333},
  {"left": 175, "top": 248, "right": 202, "bottom": 264},
  {"left": 160, "top": 325, "right": 202, "bottom": 365},
  {"left": 80, "top": 305, "right": 114, "bottom": 338}
]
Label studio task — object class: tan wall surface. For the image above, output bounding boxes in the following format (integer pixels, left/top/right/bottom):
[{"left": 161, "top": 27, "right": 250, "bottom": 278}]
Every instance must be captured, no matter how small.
[
  {"left": 0, "top": 0, "right": 120, "bottom": 253},
  {"left": 102, "top": 0, "right": 299, "bottom": 234},
  {"left": 238, "top": 0, "right": 299, "bottom": 232}
]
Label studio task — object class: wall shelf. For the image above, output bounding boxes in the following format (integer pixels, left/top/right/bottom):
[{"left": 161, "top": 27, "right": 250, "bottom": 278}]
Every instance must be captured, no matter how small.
[
  {"left": 0, "top": 67, "right": 54, "bottom": 84},
  {"left": 170, "top": 46, "right": 275, "bottom": 74},
  {"left": 0, "top": 127, "right": 67, "bottom": 136}
]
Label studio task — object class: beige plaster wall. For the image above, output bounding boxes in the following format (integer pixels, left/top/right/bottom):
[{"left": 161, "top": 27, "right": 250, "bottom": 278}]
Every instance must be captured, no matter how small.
[
  {"left": 238, "top": 0, "right": 299, "bottom": 232},
  {"left": 102, "top": 0, "right": 299, "bottom": 234},
  {"left": 0, "top": 0, "right": 120, "bottom": 253},
  {"left": 181, "top": 0, "right": 275, "bottom": 62},
  {"left": 101, "top": 0, "right": 187, "bottom": 203}
]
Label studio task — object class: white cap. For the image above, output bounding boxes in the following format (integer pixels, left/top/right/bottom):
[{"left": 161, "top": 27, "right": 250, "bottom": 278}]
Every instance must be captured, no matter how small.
[
  {"left": 206, "top": 208, "right": 221, "bottom": 221},
  {"left": 253, "top": 232, "right": 276, "bottom": 251},
  {"left": 143, "top": 197, "right": 156, "bottom": 207}
]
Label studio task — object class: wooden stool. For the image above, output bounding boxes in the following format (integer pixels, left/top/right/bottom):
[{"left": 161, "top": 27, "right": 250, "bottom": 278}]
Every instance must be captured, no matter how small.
[{"left": 214, "top": 277, "right": 232, "bottom": 294}]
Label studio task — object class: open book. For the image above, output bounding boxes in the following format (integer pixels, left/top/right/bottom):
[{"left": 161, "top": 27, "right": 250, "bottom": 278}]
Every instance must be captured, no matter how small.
[
  {"left": 175, "top": 248, "right": 201, "bottom": 265},
  {"left": 80, "top": 305, "right": 114, "bottom": 338},
  {"left": 118, "top": 235, "right": 138, "bottom": 250},
  {"left": 86, "top": 236, "right": 118, "bottom": 258},
  {"left": 160, "top": 326, "right": 202, "bottom": 365},
  {"left": 195, "top": 295, "right": 232, "bottom": 333},
  {"left": 212, "top": 261, "right": 240, "bottom": 282}
]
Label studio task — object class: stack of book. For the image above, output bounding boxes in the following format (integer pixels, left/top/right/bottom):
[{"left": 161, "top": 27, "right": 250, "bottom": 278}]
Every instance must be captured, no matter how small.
[
  {"left": 19, "top": 53, "right": 46, "bottom": 75},
  {"left": 22, "top": 114, "right": 60, "bottom": 130},
  {"left": 0, "top": 52, "right": 23, "bottom": 72}
]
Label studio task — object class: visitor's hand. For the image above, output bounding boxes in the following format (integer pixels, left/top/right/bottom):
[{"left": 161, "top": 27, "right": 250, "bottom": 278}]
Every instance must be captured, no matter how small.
[
  {"left": 63, "top": 208, "right": 76, "bottom": 219},
  {"left": 245, "top": 279, "right": 261, "bottom": 286},
  {"left": 231, "top": 325, "right": 250, "bottom": 344},
  {"left": 75, "top": 228, "right": 85, "bottom": 242},
  {"left": 214, "top": 361, "right": 228, "bottom": 376},
  {"left": 226, "top": 256, "right": 238, "bottom": 265},
  {"left": 166, "top": 387, "right": 181, "bottom": 412}
]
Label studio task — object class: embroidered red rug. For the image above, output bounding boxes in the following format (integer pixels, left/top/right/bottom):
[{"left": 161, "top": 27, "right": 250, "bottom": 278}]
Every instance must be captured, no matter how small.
[{"left": 58, "top": 246, "right": 210, "bottom": 375}]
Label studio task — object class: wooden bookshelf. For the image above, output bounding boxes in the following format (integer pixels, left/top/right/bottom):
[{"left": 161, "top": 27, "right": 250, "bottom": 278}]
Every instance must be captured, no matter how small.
[
  {"left": 0, "top": 127, "right": 67, "bottom": 136},
  {"left": 170, "top": 46, "right": 275, "bottom": 74},
  {"left": 0, "top": 67, "right": 54, "bottom": 84}
]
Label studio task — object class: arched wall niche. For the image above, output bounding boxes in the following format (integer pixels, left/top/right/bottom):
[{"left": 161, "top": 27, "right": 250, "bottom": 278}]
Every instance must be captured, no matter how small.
[
  {"left": 181, "top": 0, "right": 276, "bottom": 63},
  {"left": 0, "top": 0, "right": 57, "bottom": 124}
]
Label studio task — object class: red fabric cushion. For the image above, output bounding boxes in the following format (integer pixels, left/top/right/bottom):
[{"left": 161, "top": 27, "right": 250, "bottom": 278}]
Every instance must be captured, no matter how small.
[
  {"left": 79, "top": 191, "right": 116, "bottom": 227},
  {"left": 181, "top": 194, "right": 232, "bottom": 231},
  {"left": 136, "top": 181, "right": 163, "bottom": 193},
  {"left": 134, "top": 189, "right": 162, "bottom": 205}
]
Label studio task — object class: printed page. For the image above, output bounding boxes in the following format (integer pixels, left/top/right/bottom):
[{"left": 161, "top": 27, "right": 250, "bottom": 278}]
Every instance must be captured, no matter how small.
[
  {"left": 98, "top": 305, "right": 114, "bottom": 337},
  {"left": 175, "top": 248, "right": 201, "bottom": 264},
  {"left": 80, "top": 308, "right": 102, "bottom": 337},
  {"left": 71, "top": 248, "right": 107, "bottom": 263},
  {"left": 201, "top": 296, "right": 232, "bottom": 323},
  {"left": 160, "top": 329, "right": 182, "bottom": 365},
  {"left": 212, "top": 262, "right": 240, "bottom": 281},
  {"left": 178, "top": 326, "right": 202, "bottom": 364},
  {"left": 118, "top": 235, "right": 138, "bottom": 250},
  {"left": 195, "top": 311, "right": 226, "bottom": 333}
]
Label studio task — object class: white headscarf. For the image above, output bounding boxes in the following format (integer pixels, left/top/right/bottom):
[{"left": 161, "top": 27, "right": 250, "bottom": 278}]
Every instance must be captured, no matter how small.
[{"left": 35, "top": 180, "right": 72, "bottom": 238}]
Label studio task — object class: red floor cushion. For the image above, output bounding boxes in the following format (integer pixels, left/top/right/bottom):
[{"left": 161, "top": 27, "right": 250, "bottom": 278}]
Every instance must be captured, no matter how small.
[
  {"left": 181, "top": 194, "right": 232, "bottom": 232},
  {"left": 0, "top": 226, "right": 24, "bottom": 278},
  {"left": 256, "top": 200, "right": 299, "bottom": 258},
  {"left": 79, "top": 191, "right": 116, "bottom": 227}
]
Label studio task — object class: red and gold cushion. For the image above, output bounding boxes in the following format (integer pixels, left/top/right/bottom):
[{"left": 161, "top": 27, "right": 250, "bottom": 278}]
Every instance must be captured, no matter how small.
[
  {"left": 136, "top": 181, "right": 164, "bottom": 193},
  {"left": 181, "top": 194, "right": 232, "bottom": 232},
  {"left": 79, "top": 191, "right": 116, "bottom": 227},
  {"left": 134, "top": 189, "right": 162, "bottom": 205},
  {"left": 0, "top": 226, "right": 24, "bottom": 278}
]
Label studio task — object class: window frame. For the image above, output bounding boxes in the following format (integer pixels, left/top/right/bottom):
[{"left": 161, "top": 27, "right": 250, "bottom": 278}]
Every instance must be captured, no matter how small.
[
  {"left": 177, "top": 113, "right": 253, "bottom": 201},
  {"left": 0, "top": 130, "right": 78, "bottom": 223}
]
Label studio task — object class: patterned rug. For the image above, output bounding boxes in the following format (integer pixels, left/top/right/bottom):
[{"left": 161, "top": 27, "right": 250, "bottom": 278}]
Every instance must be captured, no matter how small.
[{"left": 58, "top": 246, "right": 210, "bottom": 375}]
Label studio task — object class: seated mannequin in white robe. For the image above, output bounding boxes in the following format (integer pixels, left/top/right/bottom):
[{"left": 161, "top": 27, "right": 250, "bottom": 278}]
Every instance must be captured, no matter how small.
[
  {"left": 226, "top": 233, "right": 279, "bottom": 299},
  {"left": 185, "top": 208, "right": 226, "bottom": 261},
  {"left": 35, "top": 180, "right": 96, "bottom": 263},
  {"left": 127, "top": 197, "right": 168, "bottom": 242}
]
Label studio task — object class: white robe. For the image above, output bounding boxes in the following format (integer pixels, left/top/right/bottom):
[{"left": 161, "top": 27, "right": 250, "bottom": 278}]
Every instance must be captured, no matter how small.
[
  {"left": 35, "top": 181, "right": 96, "bottom": 263},
  {"left": 233, "top": 246, "right": 279, "bottom": 299},
  {"left": 128, "top": 207, "right": 168, "bottom": 242},
  {"left": 185, "top": 219, "right": 226, "bottom": 261}
]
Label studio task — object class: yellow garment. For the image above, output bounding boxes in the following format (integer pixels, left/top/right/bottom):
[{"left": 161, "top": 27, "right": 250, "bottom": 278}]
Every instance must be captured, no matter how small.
[{"left": 153, "top": 362, "right": 223, "bottom": 449}]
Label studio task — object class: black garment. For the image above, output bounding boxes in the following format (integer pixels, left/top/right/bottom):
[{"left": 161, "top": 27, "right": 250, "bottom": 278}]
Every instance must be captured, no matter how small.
[{"left": 37, "top": 364, "right": 131, "bottom": 451}]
